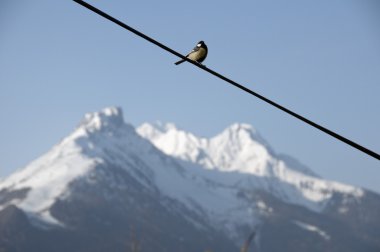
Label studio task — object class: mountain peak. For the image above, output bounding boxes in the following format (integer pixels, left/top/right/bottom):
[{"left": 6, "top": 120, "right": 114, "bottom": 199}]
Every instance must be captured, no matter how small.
[
  {"left": 220, "top": 123, "right": 258, "bottom": 142},
  {"left": 228, "top": 123, "right": 256, "bottom": 132},
  {"left": 151, "top": 121, "right": 179, "bottom": 133},
  {"left": 217, "top": 123, "right": 271, "bottom": 153},
  {"left": 137, "top": 122, "right": 273, "bottom": 173},
  {"left": 79, "top": 106, "right": 124, "bottom": 131}
]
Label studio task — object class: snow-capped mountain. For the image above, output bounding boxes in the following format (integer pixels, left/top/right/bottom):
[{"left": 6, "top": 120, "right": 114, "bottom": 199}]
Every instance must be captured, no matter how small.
[
  {"left": 137, "top": 121, "right": 363, "bottom": 210},
  {"left": 0, "top": 107, "right": 379, "bottom": 252}
]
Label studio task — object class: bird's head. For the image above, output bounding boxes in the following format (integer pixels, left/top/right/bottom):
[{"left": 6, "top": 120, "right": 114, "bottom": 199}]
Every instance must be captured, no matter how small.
[{"left": 197, "top": 41, "right": 205, "bottom": 47}]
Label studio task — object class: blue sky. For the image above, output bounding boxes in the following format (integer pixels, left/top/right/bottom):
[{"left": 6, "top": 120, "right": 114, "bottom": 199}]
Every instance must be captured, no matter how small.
[{"left": 1, "top": 0, "right": 379, "bottom": 192}]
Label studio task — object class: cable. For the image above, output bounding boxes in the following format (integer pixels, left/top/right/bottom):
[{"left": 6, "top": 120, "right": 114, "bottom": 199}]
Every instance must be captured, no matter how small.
[{"left": 72, "top": 0, "right": 380, "bottom": 161}]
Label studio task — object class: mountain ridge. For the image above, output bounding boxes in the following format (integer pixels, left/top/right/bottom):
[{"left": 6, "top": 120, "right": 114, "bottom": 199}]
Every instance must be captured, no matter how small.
[
  {"left": 0, "top": 106, "right": 378, "bottom": 252},
  {"left": 137, "top": 120, "right": 363, "bottom": 210}
]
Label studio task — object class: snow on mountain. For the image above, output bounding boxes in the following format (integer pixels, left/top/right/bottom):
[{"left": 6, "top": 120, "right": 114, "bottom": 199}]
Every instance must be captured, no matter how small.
[
  {"left": 0, "top": 107, "right": 153, "bottom": 224},
  {"left": 293, "top": 220, "right": 331, "bottom": 240},
  {"left": 0, "top": 107, "right": 365, "bottom": 242},
  {"left": 1, "top": 107, "right": 379, "bottom": 252},
  {"left": 0, "top": 107, "right": 257, "bottom": 236},
  {"left": 137, "top": 121, "right": 364, "bottom": 210},
  {"left": 0, "top": 108, "right": 129, "bottom": 224}
]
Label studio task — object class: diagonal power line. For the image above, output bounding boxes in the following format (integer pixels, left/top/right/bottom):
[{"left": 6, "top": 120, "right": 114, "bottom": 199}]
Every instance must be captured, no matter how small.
[{"left": 73, "top": 0, "right": 380, "bottom": 161}]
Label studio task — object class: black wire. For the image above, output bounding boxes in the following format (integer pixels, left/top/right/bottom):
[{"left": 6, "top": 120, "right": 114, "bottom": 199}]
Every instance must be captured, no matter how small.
[{"left": 72, "top": 0, "right": 380, "bottom": 161}]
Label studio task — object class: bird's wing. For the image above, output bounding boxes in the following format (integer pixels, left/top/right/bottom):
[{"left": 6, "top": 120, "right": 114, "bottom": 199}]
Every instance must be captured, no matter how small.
[
  {"left": 192, "top": 45, "right": 201, "bottom": 52},
  {"left": 185, "top": 46, "right": 199, "bottom": 57}
]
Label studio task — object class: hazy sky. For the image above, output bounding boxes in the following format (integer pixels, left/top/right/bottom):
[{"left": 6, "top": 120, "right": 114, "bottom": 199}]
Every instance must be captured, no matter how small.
[{"left": 1, "top": 0, "right": 379, "bottom": 192}]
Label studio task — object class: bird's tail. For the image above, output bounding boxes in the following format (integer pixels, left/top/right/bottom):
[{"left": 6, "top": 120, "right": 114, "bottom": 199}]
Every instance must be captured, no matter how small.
[{"left": 175, "top": 59, "right": 186, "bottom": 65}]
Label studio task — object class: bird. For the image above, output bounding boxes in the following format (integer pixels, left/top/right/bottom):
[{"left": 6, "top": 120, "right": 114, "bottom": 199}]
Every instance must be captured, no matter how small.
[{"left": 175, "top": 41, "right": 208, "bottom": 65}]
